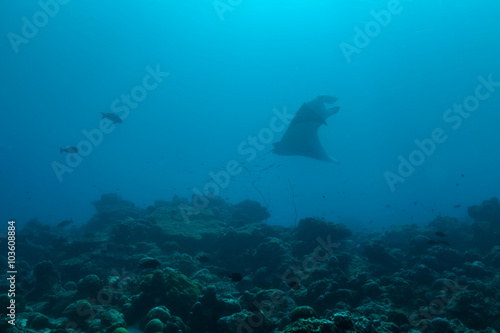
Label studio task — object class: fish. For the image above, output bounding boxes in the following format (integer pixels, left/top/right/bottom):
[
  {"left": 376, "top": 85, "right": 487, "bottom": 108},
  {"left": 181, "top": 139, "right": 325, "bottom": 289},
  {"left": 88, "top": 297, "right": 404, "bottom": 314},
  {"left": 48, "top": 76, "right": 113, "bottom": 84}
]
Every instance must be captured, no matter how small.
[
  {"left": 435, "top": 231, "right": 446, "bottom": 237},
  {"left": 272, "top": 95, "right": 340, "bottom": 162},
  {"left": 228, "top": 273, "right": 243, "bottom": 282},
  {"left": 139, "top": 257, "right": 161, "bottom": 269},
  {"left": 60, "top": 147, "right": 78, "bottom": 153},
  {"left": 453, "top": 204, "right": 462, "bottom": 208},
  {"left": 102, "top": 112, "right": 123, "bottom": 124},
  {"left": 57, "top": 218, "right": 73, "bottom": 228}
]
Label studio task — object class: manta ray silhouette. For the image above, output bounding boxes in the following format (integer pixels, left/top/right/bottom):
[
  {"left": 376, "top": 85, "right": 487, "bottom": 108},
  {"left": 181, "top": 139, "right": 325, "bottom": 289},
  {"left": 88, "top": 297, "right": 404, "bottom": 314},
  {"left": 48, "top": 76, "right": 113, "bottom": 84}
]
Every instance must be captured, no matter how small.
[{"left": 273, "top": 95, "right": 340, "bottom": 162}]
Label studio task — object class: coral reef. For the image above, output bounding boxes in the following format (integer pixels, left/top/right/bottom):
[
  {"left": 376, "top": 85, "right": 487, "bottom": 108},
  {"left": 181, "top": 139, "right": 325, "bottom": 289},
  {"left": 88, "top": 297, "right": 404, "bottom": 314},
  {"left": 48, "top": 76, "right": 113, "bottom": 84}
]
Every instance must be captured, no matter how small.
[
  {"left": 10, "top": 194, "right": 500, "bottom": 332},
  {"left": 231, "top": 199, "right": 271, "bottom": 224},
  {"left": 468, "top": 197, "right": 500, "bottom": 223}
]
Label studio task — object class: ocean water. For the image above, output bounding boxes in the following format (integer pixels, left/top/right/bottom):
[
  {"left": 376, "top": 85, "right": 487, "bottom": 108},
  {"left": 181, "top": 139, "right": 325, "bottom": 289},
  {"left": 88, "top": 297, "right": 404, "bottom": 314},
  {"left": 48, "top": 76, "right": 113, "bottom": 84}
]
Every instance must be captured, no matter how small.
[{"left": 1, "top": 0, "right": 500, "bottom": 230}]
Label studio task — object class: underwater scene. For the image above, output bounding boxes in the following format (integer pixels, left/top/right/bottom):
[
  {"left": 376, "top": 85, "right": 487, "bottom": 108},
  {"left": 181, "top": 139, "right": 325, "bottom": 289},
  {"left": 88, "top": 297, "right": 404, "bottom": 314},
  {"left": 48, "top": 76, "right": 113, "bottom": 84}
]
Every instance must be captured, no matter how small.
[{"left": 1, "top": 0, "right": 500, "bottom": 332}]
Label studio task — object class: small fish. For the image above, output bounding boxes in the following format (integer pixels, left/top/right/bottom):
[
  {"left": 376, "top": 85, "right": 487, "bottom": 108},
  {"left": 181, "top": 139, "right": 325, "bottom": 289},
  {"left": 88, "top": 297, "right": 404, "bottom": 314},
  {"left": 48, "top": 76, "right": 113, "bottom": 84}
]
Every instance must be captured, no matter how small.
[
  {"left": 102, "top": 112, "right": 123, "bottom": 124},
  {"left": 453, "top": 204, "right": 462, "bottom": 208},
  {"left": 60, "top": 147, "right": 78, "bottom": 153},
  {"left": 228, "top": 273, "right": 243, "bottom": 282},
  {"left": 139, "top": 257, "right": 161, "bottom": 269},
  {"left": 57, "top": 218, "right": 73, "bottom": 228},
  {"left": 435, "top": 231, "right": 446, "bottom": 238}
]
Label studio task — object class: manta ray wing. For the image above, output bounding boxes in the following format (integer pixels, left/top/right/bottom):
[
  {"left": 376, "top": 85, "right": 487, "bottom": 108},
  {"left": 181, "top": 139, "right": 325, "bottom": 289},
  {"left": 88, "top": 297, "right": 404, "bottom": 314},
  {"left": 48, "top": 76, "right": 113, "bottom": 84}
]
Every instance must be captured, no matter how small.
[{"left": 274, "top": 102, "right": 339, "bottom": 162}]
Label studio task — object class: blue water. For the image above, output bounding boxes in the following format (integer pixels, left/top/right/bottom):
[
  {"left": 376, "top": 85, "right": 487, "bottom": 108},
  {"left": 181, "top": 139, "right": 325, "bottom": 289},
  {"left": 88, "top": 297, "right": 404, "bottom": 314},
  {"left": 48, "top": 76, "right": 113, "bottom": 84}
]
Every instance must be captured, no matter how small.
[{"left": 1, "top": 0, "right": 499, "bottom": 230}]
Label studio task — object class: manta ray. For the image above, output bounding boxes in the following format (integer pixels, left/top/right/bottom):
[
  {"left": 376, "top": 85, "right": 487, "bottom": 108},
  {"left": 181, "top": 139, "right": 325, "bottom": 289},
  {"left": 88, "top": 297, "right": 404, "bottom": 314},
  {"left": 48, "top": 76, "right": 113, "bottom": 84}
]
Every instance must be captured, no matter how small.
[{"left": 273, "top": 95, "right": 340, "bottom": 162}]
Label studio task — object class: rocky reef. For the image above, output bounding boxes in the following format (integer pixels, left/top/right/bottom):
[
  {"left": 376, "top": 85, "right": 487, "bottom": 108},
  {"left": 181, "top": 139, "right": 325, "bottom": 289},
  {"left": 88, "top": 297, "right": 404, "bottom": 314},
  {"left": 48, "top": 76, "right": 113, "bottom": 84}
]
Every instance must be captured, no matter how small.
[{"left": 2, "top": 194, "right": 500, "bottom": 332}]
